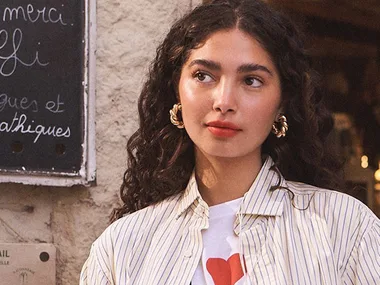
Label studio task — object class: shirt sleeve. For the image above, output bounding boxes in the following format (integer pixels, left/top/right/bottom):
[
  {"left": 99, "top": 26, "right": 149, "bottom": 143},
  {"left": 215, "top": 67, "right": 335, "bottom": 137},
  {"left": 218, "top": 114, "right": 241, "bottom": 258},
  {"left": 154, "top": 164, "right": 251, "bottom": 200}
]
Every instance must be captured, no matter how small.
[
  {"left": 356, "top": 220, "right": 380, "bottom": 284},
  {"left": 343, "top": 211, "right": 380, "bottom": 285},
  {"left": 79, "top": 243, "right": 113, "bottom": 285}
]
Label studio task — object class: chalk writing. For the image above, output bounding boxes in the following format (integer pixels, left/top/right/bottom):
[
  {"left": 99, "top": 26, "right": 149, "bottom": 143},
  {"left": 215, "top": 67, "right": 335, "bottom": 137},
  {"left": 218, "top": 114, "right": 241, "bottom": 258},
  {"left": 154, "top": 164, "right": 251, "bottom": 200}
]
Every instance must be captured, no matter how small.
[
  {"left": 0, "top": 93, "right": 38, "bottom": 113},
  {"left": 0, "top": 112, "right": 71, "bottom": 143},
  {"left": 0, "top": 93, "right": 68, "bottom": 113},
  {"left": 2, "top": 4, "right": 67, "bottom": 25},
  {"left": 0, "top": 0, "right": 83, "bottom": 172},
  {"left": 0, "top": 28, "right": 49, "bottom": 77},
  {"left": 45, "top": 94, "right": 65, "bottom": 113}
]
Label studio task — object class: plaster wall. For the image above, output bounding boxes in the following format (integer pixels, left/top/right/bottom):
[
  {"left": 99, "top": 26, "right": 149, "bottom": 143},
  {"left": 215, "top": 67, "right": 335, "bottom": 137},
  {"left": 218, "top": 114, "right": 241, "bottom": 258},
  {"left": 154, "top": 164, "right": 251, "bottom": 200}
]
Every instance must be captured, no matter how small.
[{"left": 0, "top": 0, "right": 201, "bottom": 284}]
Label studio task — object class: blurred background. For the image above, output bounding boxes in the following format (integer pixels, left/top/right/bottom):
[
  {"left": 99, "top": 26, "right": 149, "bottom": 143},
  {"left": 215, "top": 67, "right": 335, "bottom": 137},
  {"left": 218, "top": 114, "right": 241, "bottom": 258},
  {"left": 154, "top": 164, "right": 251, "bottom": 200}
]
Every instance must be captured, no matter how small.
[{"left": 268, "top": 0, "right": 380, "bottom": 216}]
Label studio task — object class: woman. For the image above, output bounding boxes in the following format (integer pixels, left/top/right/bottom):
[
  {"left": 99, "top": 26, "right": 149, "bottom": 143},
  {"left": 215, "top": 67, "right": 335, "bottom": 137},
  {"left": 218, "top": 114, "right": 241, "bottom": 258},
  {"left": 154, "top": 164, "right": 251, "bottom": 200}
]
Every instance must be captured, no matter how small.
[{"left": 80, "top": 0, "right": 380, "bottom": 284}]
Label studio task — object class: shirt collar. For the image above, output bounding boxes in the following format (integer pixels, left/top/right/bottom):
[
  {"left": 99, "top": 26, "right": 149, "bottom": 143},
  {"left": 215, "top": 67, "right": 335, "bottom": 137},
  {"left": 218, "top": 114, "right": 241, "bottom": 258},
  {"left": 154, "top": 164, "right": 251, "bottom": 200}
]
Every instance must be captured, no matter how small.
[
  {"left": 239, "top": 156, "right": 286, "bottom": 216},
  {"left": 175, "top": 156, "right": 287, "bottom": 218},
  {"left": 175, "top": 172, "right": 202, "bottom": 218}
]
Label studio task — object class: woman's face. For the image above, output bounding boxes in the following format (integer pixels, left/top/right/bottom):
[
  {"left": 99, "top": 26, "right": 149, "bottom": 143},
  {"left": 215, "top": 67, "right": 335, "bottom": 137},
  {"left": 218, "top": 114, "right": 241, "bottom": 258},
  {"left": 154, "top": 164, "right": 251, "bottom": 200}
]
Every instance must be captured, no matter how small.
[{"left": 178, "top": 28, "right": 282, "bottom": 161}]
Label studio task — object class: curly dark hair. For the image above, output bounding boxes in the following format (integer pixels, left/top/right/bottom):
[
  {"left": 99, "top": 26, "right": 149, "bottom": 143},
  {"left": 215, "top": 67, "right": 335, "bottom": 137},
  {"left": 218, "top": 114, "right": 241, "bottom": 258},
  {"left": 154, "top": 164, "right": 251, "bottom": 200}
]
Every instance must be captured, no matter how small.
[{"left": 111, "top": 0, "right": 343, "bottom": 221}]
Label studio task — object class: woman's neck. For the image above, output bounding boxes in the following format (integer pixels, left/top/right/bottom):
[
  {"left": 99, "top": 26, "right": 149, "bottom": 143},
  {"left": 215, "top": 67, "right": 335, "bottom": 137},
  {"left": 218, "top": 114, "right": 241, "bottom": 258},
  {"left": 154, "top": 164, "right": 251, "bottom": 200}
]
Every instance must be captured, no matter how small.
[{"left": 194, "top": 148, "right": 263, "bottom": 206}]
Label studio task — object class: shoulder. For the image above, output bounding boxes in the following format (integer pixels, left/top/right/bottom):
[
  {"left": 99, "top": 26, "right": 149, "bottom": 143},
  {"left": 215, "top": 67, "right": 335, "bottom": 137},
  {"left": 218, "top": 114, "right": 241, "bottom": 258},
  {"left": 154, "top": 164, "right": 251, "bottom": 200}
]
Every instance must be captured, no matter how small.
[
  {"left": 92, "top": 194, "right": 181, "bottom": 262},
  {"left": 286, "top": 180, "right": 373, "bottom": 212},
  {"left": 101, "top": 194, "right": 180, "bottom": 245},
  {"left": 287, "top": 181, "right": 380, "bottom": 237},
  {"left": 284, "top": 181, "right": 380, "bottom": 282},
  {"left": 285, "top": 180, "right": 379, "bottom": 235},
  {"left": 80, "top": 194, "right": 183, "bottom": 284}
]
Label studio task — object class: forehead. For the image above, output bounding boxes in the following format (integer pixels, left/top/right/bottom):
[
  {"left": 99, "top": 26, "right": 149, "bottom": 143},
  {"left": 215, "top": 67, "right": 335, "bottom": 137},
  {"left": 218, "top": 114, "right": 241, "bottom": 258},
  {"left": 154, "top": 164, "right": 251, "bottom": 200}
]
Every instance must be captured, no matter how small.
[{"left": 185, "top": 28, "right": 276, "bottom": 69}]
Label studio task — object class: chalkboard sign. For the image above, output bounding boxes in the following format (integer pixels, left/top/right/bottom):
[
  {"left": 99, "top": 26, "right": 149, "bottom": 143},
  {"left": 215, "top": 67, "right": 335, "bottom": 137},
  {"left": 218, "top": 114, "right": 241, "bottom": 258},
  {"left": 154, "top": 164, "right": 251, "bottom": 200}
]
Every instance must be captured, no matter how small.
[{"left": 0, "top": 0, "right": 96, "bottom": 186}]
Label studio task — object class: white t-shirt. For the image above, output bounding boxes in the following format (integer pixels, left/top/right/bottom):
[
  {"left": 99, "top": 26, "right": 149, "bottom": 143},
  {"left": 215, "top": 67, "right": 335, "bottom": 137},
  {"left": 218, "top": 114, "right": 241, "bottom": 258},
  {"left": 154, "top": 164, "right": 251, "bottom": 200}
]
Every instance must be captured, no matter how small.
[{"left": 192, "top": 197, "right": 246, "bottom": 285}]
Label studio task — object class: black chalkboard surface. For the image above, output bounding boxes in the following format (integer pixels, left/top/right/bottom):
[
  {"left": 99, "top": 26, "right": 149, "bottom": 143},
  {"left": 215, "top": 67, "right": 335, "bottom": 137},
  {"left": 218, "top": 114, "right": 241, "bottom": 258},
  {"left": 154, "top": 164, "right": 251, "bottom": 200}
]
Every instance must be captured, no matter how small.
[{"left": 0, "top": 1, "right": 85, "bottom": 174}]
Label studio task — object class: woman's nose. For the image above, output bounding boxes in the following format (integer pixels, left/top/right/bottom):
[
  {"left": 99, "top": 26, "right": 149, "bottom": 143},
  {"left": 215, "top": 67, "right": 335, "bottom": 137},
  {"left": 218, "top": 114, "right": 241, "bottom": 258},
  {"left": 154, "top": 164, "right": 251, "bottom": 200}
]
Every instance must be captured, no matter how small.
[{"left": 212, "top": 79, "right": 237, "bottom": 114}]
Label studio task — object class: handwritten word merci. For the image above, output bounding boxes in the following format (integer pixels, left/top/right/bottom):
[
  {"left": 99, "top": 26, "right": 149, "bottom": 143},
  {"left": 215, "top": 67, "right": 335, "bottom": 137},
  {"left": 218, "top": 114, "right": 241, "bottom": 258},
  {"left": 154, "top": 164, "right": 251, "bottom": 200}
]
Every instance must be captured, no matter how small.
[
  {"left": 1, "top": 4, "right": 67, "bottom": 25},
  {"left": 0, "top": 112, "right": 70, "bottom": 143}
]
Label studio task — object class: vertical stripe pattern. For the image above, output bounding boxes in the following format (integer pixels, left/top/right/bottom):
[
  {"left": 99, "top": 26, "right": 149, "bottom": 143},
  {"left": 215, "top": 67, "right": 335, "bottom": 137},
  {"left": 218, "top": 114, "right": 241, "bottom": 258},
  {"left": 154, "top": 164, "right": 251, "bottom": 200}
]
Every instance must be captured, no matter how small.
[{"left": 80, "top": 157, "right": 380, "bottom": 285}]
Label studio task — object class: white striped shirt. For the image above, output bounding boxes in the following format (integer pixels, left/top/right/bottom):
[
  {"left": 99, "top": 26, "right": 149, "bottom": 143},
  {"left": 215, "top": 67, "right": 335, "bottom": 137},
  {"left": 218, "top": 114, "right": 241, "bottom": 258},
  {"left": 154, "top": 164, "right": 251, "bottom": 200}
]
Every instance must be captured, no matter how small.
[{"left": 80, "top": 157, "right": 380, "bottom": 285}]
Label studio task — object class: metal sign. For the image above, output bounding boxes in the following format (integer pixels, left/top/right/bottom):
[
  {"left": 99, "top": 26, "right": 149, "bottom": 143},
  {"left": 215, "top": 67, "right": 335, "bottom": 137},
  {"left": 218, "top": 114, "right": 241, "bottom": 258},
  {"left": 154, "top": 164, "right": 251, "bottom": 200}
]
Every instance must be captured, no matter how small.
[{"left": 0, "top": 243, "right": 56, "bottom": 285}]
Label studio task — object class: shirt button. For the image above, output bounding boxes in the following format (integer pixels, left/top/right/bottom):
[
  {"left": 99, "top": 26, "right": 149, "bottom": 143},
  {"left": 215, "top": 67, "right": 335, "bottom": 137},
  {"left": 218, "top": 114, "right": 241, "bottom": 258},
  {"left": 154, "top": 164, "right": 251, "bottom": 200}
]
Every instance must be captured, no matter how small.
[{"left": 184, "top": 250, "right": 192, "bottom": 258}]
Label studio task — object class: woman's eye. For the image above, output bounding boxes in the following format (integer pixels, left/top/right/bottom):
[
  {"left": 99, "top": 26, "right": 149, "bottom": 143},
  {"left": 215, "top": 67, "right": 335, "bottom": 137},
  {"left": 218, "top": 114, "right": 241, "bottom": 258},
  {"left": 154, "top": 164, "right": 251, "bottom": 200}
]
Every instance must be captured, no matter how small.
[
  {"left": 194, "top": 71, "right": 213, "bottom": 83},
  {"left": 244, "top": 77, "right": 263, "bottom": 88}
]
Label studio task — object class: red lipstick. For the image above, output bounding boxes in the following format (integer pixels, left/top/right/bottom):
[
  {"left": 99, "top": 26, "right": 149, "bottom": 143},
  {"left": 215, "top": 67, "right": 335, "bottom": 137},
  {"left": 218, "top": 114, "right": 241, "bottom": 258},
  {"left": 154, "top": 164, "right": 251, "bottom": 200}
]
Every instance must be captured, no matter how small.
[{"left": 206, "top": 121, "right": 241, "bottom": 138}]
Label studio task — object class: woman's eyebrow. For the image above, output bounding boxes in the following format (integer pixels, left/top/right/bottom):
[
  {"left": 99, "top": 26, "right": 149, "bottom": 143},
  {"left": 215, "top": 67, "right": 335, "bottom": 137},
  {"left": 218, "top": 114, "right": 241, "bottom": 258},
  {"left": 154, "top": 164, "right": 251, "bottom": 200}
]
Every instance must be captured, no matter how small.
[
  {"left": 237, "top": 63, "right": 273, "bottom": 76},
  {"left": 188, "top": 59, "right": 221, "bottom": 71},
  {"left": 188, "top": 59, "right": 273, "bottom": 77}
]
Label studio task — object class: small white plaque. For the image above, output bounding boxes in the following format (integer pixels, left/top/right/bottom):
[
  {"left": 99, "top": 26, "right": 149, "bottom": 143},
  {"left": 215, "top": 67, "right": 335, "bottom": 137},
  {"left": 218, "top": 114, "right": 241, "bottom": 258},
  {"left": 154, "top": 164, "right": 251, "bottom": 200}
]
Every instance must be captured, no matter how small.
[{"left": 0, "top": 243, "right": 56, "bottom": 285}]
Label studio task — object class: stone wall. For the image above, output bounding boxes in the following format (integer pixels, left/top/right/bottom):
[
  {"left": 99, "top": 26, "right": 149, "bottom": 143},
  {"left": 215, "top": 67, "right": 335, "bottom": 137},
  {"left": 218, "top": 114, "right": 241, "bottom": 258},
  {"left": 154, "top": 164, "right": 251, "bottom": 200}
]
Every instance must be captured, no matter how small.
[{"left": 0, "top": 0, "right": 201, "bottom": 284}]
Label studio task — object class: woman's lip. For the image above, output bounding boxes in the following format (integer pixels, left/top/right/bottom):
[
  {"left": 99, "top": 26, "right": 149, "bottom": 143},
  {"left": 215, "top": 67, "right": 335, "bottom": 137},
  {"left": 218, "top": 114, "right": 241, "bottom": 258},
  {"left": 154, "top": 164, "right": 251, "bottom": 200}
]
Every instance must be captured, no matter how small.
[
  {"left": 207, "top": 126, "right": 239, "bottom": 137},
  {"left": 206, "top": 121, "right": 241, "bottom": 138},
  {"left": 206, "top": 121, "right": 241, "bottom": 130}
]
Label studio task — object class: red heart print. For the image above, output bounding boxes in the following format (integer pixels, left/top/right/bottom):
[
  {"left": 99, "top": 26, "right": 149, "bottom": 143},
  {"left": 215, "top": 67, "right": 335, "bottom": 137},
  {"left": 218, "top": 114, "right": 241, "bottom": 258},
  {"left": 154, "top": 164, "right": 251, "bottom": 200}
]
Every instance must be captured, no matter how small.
[{"left": 206, "top": 253, "right": 244, "bottom": 285}]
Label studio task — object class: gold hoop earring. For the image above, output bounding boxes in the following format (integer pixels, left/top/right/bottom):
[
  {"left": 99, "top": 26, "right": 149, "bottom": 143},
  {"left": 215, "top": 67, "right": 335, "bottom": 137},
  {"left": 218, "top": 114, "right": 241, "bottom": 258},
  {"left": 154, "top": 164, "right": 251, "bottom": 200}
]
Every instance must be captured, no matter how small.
[
  {"left": 169, "top": 103, "right": 184, "bottom": 129},
  {"left": 272, "top": 115, "right": 288, "bottom": 138}
]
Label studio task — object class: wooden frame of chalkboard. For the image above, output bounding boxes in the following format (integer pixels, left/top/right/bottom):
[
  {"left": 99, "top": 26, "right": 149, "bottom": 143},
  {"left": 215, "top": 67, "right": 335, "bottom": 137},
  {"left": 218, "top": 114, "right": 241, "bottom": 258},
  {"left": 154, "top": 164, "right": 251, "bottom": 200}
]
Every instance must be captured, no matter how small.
[{"left": 0, "top": 0, "right": 96, "bottom": 186}]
